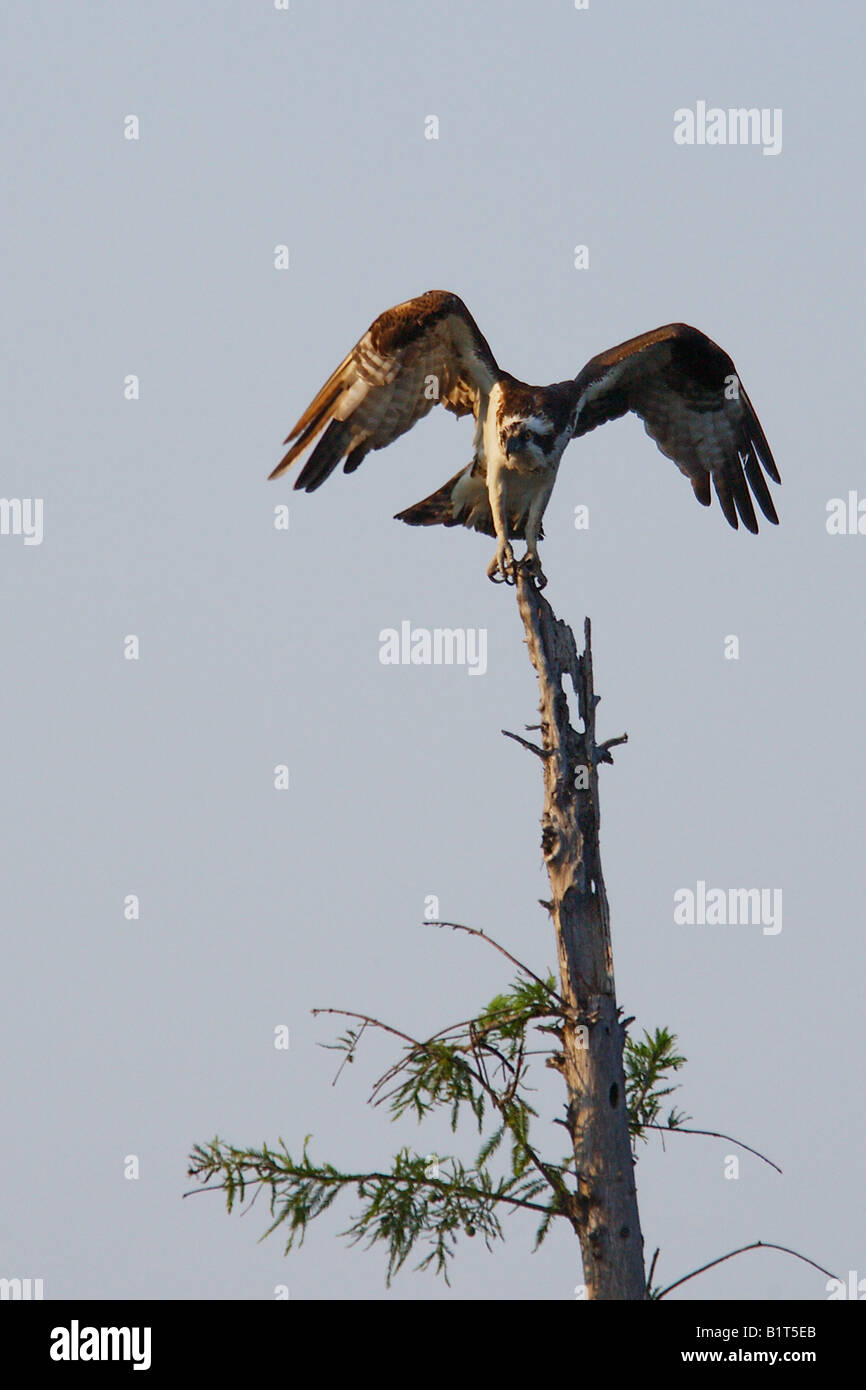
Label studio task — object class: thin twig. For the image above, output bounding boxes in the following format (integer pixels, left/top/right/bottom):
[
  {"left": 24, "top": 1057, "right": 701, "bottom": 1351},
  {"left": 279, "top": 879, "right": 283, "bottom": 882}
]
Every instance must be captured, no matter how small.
[
  {"left": 424, "top": 920, "right": 565, "bottom": 1006},
  {"left": 312, "top": 1008, "right": 417, "bottom": 1048},
  {"left": 642, "top": 1123, "right": 782, "bottom": 1174},
  {"left": 656, "top": 1241, "right": 837, "bottom": 1299},
  {"left": 330, "top": 1019, "right": 369, "bottom": 1087},
  {"left": 239, "top": 1180, "right": 266, "bottom": 1218}
]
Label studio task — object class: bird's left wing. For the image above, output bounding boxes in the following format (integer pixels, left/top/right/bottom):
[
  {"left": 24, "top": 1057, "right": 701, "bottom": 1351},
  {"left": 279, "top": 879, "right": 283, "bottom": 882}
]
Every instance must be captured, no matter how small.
[
  {"left": 270, "top": 290, "right": 499, "bottom": 490},
  {"left": 569, "top": 323, "right": 780, "bottom": 531}
]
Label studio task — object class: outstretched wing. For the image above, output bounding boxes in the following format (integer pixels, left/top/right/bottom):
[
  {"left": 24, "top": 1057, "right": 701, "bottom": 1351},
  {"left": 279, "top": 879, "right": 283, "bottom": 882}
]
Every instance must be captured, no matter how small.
[
  {"left": 270, "top": 290, "right": 499, "bottom": 490},
  {"left": 570, "top": 324, "right": 780, "bottom": 531}
]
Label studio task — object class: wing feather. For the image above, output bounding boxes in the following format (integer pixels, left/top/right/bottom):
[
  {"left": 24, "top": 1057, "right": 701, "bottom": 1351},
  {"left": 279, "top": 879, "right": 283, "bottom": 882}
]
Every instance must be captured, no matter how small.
[
  {"left": 270, "top": 291, "right": 499, "bottom": 489},
  {"left": 570, "top": 324, "right": 779, "bottom": 531}
]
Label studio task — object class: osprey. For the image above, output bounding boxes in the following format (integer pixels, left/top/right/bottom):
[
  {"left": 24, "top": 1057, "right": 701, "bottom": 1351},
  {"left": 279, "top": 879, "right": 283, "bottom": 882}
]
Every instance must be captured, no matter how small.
[{"left": 270, "top": 290, "right": 779, "bottom": 587}]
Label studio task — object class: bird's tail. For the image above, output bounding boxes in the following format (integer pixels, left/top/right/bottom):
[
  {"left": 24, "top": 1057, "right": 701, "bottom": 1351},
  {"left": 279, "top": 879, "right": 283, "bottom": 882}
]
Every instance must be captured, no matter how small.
[{"left": 395, "top": 462, "right": 498, "bottom": 538}]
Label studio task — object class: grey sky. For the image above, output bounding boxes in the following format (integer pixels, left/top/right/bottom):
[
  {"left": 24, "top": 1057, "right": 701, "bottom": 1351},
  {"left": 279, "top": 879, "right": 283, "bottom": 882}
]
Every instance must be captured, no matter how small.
[{"left": 2, "top": 1, "right": 863, "bottom": 1300}]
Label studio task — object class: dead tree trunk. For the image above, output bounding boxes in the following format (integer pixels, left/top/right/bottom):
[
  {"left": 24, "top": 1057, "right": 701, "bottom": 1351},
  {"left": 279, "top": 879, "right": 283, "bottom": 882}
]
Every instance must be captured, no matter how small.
[{"left": 509, "top": 570, "right": 646, "bottom": 1300}]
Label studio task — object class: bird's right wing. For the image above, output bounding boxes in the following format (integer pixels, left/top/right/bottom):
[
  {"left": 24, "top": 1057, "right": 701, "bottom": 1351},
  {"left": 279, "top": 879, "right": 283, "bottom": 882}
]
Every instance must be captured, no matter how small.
[{"left": 270, "top": 290, "right": 499, "bottom": 491}]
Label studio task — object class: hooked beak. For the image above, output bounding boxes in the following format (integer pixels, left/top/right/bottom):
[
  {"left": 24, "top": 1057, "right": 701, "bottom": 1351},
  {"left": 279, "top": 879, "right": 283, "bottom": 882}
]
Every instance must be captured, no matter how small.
[{"left": 505, "top": 436, "right": 523, "bottom": 458}]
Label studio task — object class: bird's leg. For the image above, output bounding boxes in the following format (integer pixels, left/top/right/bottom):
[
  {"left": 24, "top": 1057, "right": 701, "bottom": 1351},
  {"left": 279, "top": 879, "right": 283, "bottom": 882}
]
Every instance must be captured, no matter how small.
[
  {"left": 487, "top": 473, "right": 516, "bottom": 584},
  {"left": 520, "top": 495, "right": 548, "bottom": 589}
]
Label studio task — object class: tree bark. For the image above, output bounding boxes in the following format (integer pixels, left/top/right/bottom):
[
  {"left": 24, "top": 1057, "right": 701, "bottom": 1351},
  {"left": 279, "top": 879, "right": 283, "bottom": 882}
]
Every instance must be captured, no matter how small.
[{"left": 511, "top": 570, "right": 646, "bottom": 1300}]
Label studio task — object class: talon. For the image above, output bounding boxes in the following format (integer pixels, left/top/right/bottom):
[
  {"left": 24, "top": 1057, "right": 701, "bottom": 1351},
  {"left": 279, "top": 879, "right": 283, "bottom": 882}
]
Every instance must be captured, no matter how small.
[
  {"left": 488, "top": 541, "right": 516, "bottom": 586},
  {"left": 521, "top": 551, "right": 548, "bottom": 589}
]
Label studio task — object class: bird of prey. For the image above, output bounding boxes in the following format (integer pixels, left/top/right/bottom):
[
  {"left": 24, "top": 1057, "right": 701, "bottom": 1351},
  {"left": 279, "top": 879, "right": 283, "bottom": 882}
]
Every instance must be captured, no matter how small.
[{"left": 270, "top": 290, "right": 779, "bottom": 587}]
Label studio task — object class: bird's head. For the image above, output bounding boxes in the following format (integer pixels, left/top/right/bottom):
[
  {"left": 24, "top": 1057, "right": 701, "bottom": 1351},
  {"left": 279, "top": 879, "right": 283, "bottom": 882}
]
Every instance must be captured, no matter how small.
[{"left": 502, "top": 416, "right": 555, "bottom": 462}]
